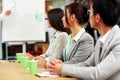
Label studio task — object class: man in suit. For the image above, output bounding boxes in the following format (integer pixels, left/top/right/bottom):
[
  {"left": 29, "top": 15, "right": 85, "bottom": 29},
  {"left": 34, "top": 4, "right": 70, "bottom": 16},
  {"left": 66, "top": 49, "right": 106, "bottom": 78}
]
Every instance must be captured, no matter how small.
[{"left": 48, "top": 0, "right": 120, "bottom": 80}]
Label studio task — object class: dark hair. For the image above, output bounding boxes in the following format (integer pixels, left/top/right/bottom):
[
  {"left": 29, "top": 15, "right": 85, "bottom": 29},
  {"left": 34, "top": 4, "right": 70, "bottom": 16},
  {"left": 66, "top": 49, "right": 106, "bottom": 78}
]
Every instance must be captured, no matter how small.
[
  {"left": 47, "top": 8, "right": 71, "bottom": 34},
  {"left": 65, "top": 3, "right": 88, "bottom": 25},
  {"left": 91, "top": 0, "right": 120, "bottom": 26}
]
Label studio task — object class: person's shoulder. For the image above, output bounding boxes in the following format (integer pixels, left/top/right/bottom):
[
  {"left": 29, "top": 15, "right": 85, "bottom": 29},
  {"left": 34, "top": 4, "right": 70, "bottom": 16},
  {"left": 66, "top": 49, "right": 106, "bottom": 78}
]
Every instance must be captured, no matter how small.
[
  {"left": 59, "top": 31, "right": 68, "bottom": 36},
  {"left": 111, "top": 25, "right": 120, "bottom": 37},
  {"left": 82, "top": 31, "right": 94, "bottom": 40}
]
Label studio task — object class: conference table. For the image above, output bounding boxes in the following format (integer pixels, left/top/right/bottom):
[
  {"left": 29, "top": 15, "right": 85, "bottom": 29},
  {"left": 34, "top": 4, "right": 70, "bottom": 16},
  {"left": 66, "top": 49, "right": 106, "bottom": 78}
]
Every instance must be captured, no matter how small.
[{"left": 0, "top": 60, "right": 80, "bottom": 80}]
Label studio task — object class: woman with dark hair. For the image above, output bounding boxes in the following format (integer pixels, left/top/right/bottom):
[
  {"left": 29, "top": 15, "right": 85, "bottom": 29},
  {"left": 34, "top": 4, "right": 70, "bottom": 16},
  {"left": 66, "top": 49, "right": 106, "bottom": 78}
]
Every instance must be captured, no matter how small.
[
  {"left": 27, "top": 8, "right": 69, "bottom": 68},
  {"left": 48, "top": 3, "right": 94, "bottom": 66},
  {"left": 47, "top": 8, "right": 70, "bottom": 34}
]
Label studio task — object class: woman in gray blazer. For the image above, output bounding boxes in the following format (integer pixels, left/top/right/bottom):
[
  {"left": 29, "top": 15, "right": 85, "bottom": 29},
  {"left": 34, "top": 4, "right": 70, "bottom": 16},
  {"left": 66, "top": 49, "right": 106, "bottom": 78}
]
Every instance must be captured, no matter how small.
[
  {"left": 49, "top": 3, "right": 94, "bottom": 64},
  {"left": 48, "top": 0, "right": 120, "bottom": 80}
]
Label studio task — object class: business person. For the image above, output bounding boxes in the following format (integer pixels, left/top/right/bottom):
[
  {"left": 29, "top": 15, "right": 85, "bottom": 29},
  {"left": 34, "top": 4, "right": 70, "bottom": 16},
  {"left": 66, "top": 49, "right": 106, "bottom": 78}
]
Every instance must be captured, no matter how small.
[
  {"left": 27, "top": 8, "right": 70, "bottom": 68},
  {"left": 48, "top": 0, "right": 120, "bottom": 80},
  {"left": 50, "top": 3, "right": 94, "bottom": 64},
  {"left": 0, "top": 10, "right": 11, "bottom": 21}
]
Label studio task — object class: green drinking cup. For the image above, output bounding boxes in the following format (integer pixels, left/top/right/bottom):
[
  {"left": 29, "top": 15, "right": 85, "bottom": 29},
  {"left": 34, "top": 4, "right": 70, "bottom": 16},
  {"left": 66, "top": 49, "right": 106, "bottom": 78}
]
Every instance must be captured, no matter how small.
[
  {"left": 29, "top": 60, "right": 38, "bottom": 75},
  {"left": 16, "top": 53, "right": 23, "bottom": 62}
]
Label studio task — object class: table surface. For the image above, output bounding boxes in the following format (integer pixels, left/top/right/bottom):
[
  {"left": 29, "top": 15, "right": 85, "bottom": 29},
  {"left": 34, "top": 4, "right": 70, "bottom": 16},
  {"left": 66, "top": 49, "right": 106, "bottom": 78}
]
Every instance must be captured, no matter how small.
[{"left": 0, "top": 61, "right": 79, "bottom": 80}]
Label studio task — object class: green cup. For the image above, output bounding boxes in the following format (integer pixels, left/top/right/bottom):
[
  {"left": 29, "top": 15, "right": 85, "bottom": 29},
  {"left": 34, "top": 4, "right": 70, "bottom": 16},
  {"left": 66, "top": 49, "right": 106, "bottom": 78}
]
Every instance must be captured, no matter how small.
[
  {"left": 29, "top": 60, "right": 38, "bottom": 75},
  {"left": 21, "top": 56, "right": 29, "bottom": 68},
  {"left": 16, "top": 53, "right": 23, "bottom": 62}
]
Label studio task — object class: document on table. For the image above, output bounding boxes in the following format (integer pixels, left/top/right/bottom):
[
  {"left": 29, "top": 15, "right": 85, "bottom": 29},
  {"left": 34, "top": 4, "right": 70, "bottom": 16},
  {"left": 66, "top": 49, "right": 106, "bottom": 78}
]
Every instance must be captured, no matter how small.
[
  {"left": 37, "top": 68, "right": 46, "bottom": 70},
  {"left": 36, "top": 72, "right": 60, "bottom": 77}
]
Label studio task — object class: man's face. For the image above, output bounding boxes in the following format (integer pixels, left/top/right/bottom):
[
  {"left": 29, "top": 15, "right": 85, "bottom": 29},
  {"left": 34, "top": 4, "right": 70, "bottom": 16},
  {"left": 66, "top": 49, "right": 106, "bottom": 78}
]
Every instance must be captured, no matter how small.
[{"left": 89, "top": 4, "right": 99, "bottom": 29}]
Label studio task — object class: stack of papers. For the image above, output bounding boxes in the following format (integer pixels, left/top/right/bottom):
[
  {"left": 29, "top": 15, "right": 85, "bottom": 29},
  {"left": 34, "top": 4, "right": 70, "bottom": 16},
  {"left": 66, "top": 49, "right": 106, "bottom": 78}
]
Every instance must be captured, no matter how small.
[
  {"left": 36, "top": 72, "right": 60, "bottom": 77},
  {"left": 37, "top": 68, "right": 46, "bottom": 70}
]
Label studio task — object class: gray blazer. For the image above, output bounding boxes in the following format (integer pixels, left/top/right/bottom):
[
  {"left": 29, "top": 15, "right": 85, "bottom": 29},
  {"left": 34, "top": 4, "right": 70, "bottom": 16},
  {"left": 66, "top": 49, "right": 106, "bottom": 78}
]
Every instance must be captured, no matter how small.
[
  {"left": 56, "top": 31, "right": 94, "bottom": 64},
  {"left": 61, "top": 25, "right": 120, "bottom": 80}
]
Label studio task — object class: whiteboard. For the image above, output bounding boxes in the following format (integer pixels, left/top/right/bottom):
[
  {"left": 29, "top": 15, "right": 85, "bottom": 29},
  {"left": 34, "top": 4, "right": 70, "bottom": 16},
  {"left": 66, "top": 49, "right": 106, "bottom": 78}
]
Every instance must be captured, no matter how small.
[{"left": 2, "top": 0, "right": 45, "bottom": 42}]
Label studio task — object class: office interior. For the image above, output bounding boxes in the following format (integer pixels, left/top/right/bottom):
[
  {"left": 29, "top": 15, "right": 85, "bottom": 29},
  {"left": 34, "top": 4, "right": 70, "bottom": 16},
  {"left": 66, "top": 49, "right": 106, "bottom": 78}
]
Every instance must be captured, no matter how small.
[{"left": 0, "top": 0, "right": 120, "bottom": 60}]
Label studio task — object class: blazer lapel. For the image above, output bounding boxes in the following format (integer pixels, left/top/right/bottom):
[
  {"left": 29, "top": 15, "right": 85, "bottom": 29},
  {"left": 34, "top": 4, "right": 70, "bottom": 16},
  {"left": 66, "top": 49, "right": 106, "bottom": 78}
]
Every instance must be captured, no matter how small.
[
  {"left": 66, "top": 40, "right": 77, "bottom": 60},
  {"left": 66, "top": 32, "right": 86, "bottom": 60},
  {"left": 100, "top": 25, "right": 119, "bottom": 60},
  {"left": 94, "top": 38, "right": 102, "bottom": 64}
]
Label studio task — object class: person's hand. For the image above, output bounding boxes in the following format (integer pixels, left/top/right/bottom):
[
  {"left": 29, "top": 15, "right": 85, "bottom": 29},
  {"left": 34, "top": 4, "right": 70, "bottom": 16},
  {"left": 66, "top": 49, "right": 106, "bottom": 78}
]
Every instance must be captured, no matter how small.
[
  {"left": 48, "top": 59, "right": 63, "bottom": 74},
  {"left": 26, "top": 53, "right": 34, "bottom": 60},
  {"left": 49, "top": 59, "right": 62, "bottom": 66},
  {"left": 48, "top": 59, "right": 62, "bottom": 69},
  {"left": 5, "top": 10, "right": 11, "bottom": 16},
  {"left": 49, "top": 62, "right": 63, "bottom": 74},
  {"left": 37, "top": 57, "right": 46, "bottom": 68}
]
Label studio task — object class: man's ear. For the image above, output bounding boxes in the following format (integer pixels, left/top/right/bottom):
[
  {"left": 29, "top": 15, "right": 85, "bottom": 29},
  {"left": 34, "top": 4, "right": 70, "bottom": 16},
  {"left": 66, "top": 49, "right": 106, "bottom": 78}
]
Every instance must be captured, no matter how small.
[
  {"left": 71, "top": 14, "right": 75, "bottom": 21},
  {"left": 95, "top": 14, "right": 101, "bottom": 23}
]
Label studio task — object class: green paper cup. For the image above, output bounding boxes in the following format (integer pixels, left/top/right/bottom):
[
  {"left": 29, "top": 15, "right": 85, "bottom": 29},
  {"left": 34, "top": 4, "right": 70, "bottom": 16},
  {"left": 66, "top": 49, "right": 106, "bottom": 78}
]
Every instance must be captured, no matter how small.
[
  {"left": 21, "top": 56, "right": 29, "bottom": 68},
  {"left": 29, "top": 60, "right": 38, "bottom": 75},
  {"left": 16, "top": 53, "right": 23, "bottom": 62}
]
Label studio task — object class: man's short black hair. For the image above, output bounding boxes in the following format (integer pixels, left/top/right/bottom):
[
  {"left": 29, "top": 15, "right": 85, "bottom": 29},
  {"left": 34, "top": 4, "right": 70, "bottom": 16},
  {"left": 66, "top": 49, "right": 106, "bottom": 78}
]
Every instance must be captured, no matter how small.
[{"left": 91, "top": 0, "right": 120, "bottom": 26}]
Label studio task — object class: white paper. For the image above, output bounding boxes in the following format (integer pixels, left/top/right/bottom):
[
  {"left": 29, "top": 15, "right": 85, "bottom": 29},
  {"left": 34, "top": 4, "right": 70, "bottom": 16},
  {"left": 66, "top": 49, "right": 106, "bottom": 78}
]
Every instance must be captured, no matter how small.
[
  {"left": 36, "top": 72, "right": 60, "bottom": 77},
  {"left": 37, "top": 68, "right": 46, "bottom": 70}
]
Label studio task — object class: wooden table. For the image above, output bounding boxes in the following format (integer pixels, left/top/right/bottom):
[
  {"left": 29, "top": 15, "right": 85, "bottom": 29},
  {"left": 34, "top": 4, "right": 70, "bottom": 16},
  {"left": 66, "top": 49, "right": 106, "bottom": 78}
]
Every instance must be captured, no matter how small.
[{"left": 0, "top": 61, "right": 79, "bottom": 80}]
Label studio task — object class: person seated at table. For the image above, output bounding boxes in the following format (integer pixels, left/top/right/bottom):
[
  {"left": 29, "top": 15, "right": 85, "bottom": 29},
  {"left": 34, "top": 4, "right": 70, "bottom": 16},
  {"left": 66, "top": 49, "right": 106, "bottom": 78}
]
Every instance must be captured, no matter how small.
[
  {"left": 48, "top": 0, "right": 120, "bottom": 80},
  {"left": 48, "top": 2, "right": 94, "bottom": 65},
  {"left": 26, "top": 8, "right": 70, "bottom": 68}
]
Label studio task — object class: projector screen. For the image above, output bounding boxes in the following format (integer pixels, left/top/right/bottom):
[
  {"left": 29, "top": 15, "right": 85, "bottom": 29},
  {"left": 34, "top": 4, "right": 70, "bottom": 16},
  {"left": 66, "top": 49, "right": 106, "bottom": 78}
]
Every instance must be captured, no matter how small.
[{"left": 2, "top": 0, "right": 45, "bottom": 42}]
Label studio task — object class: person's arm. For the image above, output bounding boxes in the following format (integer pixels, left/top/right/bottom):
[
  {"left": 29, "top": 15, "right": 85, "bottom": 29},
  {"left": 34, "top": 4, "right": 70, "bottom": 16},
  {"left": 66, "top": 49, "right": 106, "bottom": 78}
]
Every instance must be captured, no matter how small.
[
  {"left": 48, "top": 51, "right": 95, "bottom": 75},
  {"left": 61, "top": 44, "right": 120, "bottom": 80}
]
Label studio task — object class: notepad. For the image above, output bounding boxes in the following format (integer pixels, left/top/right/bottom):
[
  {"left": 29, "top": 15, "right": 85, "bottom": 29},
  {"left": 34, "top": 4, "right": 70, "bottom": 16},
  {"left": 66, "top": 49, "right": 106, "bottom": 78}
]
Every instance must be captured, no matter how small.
[
  {"left": 36, "top": 72, "right": 60, "bottom": 77},
  {"left": 37, "top": 68, "right": 46, "bottom": 70}
]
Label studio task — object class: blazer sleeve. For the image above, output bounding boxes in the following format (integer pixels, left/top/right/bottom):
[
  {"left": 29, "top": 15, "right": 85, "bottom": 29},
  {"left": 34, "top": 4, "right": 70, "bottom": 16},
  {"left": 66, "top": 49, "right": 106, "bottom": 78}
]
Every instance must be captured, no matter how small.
[
  {"left": 75, "top": 52, "right": 95, "bottom": 67},
  {"left": 61, "top": 42, "right": 120, "bottom": 80},
  {"left": 64, "top": 33, "right": 94, "bottom": 64}
]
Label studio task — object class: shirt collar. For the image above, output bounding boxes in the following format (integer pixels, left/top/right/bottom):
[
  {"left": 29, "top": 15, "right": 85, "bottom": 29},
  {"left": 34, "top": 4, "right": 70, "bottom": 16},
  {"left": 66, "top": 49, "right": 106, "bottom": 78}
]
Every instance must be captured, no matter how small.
[
  {"left": 74, "top": 27, "right": 85, "bottom": 41},
  {"left": 99, "top": 29, "right": 111, "bottom": 44}
]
